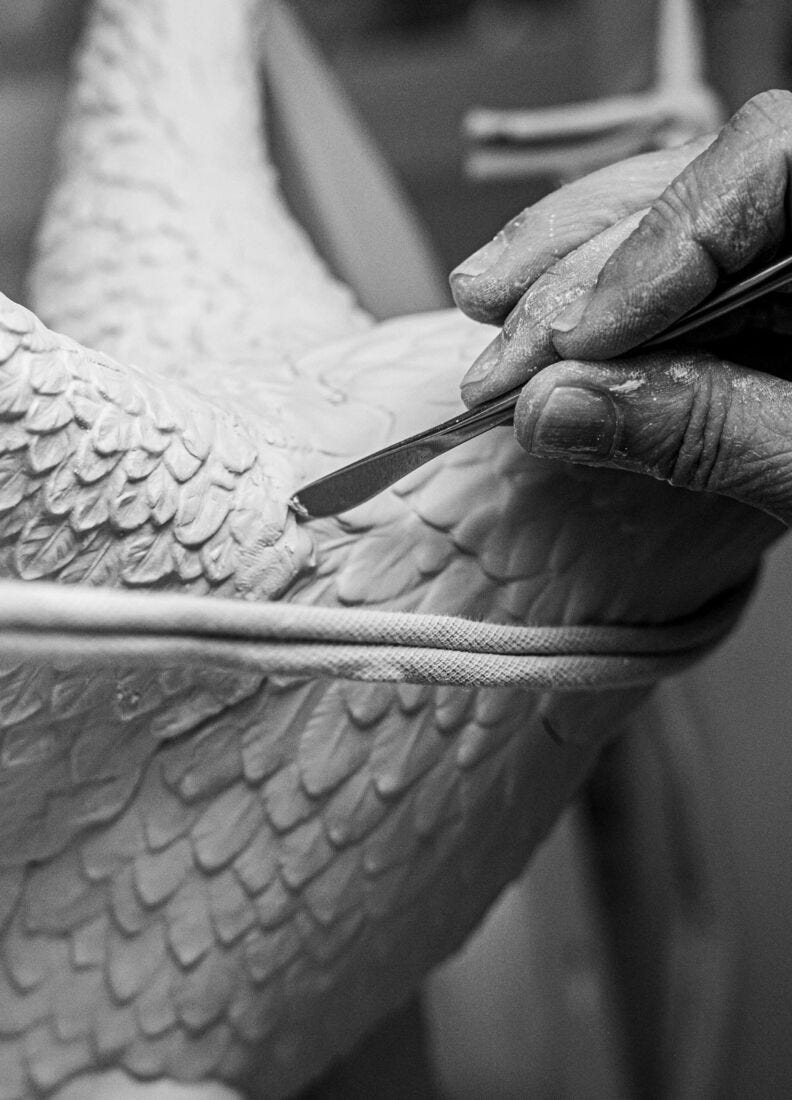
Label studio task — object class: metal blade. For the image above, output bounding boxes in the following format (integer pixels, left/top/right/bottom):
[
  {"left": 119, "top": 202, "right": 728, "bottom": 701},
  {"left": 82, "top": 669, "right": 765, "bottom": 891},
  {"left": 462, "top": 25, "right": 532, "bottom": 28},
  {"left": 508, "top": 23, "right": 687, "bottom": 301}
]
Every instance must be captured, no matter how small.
[
  {"left": 291, "top": 386, "right": 519, "bottom": 518},
  {"left": 291, "top": 252, "right": 792, "bottom": 519}
]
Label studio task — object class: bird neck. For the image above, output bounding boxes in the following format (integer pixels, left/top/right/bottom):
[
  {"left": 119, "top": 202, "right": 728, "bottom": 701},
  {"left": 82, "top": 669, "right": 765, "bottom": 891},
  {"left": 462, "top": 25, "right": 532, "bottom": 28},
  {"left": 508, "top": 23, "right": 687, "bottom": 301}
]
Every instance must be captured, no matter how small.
[
  {"left": 29, "top": 0, "right": 364, "bottom": 397},
  {"left": 77, "top": 0, "right": 267, "bottom": 177}
]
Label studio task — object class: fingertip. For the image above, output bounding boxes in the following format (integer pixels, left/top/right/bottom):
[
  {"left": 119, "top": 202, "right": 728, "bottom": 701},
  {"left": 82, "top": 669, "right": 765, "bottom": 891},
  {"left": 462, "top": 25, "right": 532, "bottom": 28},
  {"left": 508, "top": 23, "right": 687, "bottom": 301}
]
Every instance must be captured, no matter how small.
[
  {"left": 449, "top": 271, "right": 513, "bottom": 324},
  {"left": 550, "top": 324, "right": 597, "bottom": 362},
  {"left": 513, "top": 363, "right": 618, "bottom": 459},
  {"left": 459, "top": 382, "right": 484, "bottom": 408},
  {"left": 512, "top": 382, "right": 539, "bottom": 449},
  {"left": 550, "top": 296, "right": 637, "bottom": 362},
  {"left": 513, "top": 363, "right": 565, "bottom": 447},
  {"left": 549, "top": 290, "right": 593, "bottom": 336},
  {"left": 459, "top": 336, "right": 503, "bottom": 406},
  {"left": 450, "top": 236, "right": 506, "bottom": 281}
]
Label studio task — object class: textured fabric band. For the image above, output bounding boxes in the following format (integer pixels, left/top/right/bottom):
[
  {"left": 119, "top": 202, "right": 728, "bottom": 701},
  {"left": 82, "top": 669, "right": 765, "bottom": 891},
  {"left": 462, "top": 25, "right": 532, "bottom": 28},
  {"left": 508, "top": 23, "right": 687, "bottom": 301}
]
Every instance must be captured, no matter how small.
[{"left": 0, "top": 577, "right": 755, "bottom": 691}]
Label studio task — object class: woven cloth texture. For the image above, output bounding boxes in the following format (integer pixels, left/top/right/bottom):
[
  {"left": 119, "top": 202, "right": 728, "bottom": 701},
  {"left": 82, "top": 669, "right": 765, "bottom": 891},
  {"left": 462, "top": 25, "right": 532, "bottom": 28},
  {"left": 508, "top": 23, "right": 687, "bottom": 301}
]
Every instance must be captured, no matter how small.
[{"left": 0, "top": 577, "right": 754, "bottom": 691}]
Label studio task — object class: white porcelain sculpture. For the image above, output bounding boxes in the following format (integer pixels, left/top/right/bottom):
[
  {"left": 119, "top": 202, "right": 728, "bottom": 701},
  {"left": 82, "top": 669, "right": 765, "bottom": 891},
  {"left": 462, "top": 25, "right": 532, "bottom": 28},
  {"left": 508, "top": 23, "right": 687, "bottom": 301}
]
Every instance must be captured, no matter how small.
[{"left": 0, "top": 1, "right": 779, "bottom": 1097}]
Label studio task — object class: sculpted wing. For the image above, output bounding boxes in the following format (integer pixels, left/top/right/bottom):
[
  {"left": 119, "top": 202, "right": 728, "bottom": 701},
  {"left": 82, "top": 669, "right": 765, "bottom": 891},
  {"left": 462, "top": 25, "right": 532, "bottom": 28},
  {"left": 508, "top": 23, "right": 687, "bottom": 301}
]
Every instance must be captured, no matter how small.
[{"left": 0, "top": 294, "right": 312, "bottom": 600}]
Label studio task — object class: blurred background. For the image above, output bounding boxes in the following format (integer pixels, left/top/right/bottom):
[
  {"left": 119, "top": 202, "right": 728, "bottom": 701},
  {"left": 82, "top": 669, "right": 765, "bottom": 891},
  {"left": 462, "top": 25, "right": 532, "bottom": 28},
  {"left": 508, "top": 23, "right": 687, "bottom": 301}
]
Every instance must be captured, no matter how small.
[
  {"left": 3, "top": 1, "right": 792, "bottom": 1096},
  {"left": 3, "top": 0, "right": 792, "bottom": 304}
]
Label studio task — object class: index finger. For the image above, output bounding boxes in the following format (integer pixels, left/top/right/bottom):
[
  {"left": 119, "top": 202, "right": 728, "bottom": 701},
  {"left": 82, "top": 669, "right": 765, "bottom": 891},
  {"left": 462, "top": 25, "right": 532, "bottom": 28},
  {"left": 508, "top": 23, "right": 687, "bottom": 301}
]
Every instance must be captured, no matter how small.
[
  {"left": 449, "top": 137, "right": 713, "bottom": 324},
  {"left": 552, "top": 90, "right": 792, "bottom": 361}
]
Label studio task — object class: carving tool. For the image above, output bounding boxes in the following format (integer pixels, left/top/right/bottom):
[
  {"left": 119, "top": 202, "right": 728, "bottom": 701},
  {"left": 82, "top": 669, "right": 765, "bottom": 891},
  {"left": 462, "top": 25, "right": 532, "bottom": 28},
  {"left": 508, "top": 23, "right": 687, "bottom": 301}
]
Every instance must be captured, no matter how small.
[{"left": 291, "top": 252, "right": 792, "bottom": 519}]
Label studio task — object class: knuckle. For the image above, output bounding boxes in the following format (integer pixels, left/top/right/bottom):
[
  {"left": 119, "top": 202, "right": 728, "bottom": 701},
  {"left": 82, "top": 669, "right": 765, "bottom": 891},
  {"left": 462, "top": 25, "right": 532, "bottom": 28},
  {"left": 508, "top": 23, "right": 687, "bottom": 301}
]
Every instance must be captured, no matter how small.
[
  {"left": 743, "top": 88, "right": 792, "bottom": 120},
  {"left": 730, "top": 89, "right": 792, "bottom": 139},
  {"left": 665, "top": 359, "right": 732, "bottom": 492},
  {"left": 641, "top": 191, "right": 686, "bottom": 237},
  {"left": 640, "top": 177, "right": 700, "bottom": 243}
]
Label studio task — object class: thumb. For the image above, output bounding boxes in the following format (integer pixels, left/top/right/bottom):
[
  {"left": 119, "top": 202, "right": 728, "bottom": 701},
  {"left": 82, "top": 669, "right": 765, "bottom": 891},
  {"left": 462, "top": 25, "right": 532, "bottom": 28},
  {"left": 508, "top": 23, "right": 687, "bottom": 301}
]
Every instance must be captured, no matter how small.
[{"left": 514, "top": 354, "right": 792, "bottom": 526}]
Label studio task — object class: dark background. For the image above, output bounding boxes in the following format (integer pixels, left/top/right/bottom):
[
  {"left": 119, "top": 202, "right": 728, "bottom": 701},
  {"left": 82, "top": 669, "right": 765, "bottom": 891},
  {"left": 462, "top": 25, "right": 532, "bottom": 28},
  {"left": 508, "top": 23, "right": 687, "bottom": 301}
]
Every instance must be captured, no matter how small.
[{"left": 2, "top": 0, "right": 791, "bottom": 301}]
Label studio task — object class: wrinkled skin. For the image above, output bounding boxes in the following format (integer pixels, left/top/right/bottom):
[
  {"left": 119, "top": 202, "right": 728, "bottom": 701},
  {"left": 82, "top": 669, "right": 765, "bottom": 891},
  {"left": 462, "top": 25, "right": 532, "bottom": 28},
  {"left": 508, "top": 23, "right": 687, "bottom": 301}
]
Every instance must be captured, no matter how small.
[
  {"left": 0, "top": 5, "right": 785, "bottom": 1100},
  {"left": 452, "top": 89, "right": 792, "bottom": 528}
]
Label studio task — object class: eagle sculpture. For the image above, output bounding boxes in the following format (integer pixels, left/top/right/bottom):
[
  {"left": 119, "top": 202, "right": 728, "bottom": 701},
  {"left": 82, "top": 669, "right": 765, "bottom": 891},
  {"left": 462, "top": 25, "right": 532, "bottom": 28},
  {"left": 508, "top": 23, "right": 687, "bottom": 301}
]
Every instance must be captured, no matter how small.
[{"left": 0, "top": 1, "right": 778, "bottom": 1097}]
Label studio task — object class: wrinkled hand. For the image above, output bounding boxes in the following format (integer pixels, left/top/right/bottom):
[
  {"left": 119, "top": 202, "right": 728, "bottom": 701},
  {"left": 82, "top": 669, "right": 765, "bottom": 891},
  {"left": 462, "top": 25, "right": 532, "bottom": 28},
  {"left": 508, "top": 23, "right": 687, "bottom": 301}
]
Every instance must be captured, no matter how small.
[{"left": 451, "top": 90, "right": 792, "bottom": 527}]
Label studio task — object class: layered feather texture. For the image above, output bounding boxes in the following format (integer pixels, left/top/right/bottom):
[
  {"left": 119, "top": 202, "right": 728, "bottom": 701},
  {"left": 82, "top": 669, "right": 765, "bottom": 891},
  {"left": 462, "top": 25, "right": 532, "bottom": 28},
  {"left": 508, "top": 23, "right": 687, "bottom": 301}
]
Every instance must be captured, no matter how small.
[{"left": 0, "top": 1, "right": 779, "bottom": 1098}]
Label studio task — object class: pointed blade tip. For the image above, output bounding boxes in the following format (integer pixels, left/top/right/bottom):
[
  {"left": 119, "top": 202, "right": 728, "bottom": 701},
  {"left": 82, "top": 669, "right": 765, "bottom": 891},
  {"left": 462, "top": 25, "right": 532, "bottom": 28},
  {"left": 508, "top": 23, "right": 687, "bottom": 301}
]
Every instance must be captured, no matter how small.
[{"left": 288, "top": 493, "right": 313, "bottom": 521}]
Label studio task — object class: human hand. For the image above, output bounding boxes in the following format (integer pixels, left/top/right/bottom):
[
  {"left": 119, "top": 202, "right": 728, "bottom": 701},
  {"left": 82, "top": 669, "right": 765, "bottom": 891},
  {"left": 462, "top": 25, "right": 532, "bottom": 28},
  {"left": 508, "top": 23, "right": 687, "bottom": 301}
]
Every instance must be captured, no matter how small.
[{"left": 451, "top": 90, "right": 792, "bottom": 526}]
